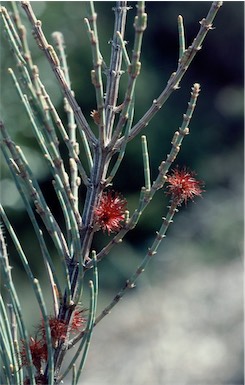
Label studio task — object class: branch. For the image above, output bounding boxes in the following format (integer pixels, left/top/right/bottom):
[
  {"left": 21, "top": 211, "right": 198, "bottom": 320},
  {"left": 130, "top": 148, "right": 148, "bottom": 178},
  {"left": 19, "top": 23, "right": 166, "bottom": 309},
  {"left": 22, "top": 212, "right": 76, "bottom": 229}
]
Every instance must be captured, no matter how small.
[
  {"left": 104, "top": 1, "right": 128, "bottom": 142},
  {"left": 94, "top": 199, "right": 179, "bottom": 327},
  {"left": 85, "top": 2, "right": 106, "bottom": 146},
  {"left": 0, "top": 219, "right": 36, "bottom": 384},
  {"left": 109, "top": 1, "right": 147, "bottom": 149},
  {"left": 68, "top": 199, "right": 179, "bottom": 347},
  {"left": 115, "top": 1, "right": 222, "bottom": 149},
  {"left": 86, "top": 83, "right": 201, "bottom": 269},
  {"left": 0, "top": 228, "right": 20, "bottom": 384},
  {"left": 178, "top": 15, "right": 185, "bottom": 60},
  {"left": 52, "top": 31, "right": 93, "bottom": 173},
  {"left": 0, "top": 123, "right": 72, "bottom": 299},
  {"left": 20, "top": 0, "right": 97, "bottom": 148}
]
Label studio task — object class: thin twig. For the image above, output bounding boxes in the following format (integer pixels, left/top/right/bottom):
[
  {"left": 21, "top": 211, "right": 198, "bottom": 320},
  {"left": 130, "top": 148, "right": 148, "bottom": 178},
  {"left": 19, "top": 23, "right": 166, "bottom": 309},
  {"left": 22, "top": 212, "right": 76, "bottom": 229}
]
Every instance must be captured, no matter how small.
[
  {"left": 104, "top": 1, "right": 128, "bottom": 142},
  {"left": 86, "top": 83, "right": 200, "bottom": 269},
  {"left": 85, "top": 2, "right": 106, "bottom": 146},
  {"left": 33, "top": 278, "right": 54, "bottom": 385},
  {"left": 0, "top": 229, "right": 36, "bottom": 384},
  {"left": 141, "top": 135, "right": 151, "bottom": 191},
  {"left": 94, "top": 199, "right": 178, "bottom": 326},
  {"left": 115, "top": 1, "right": 222, "bottom": 149},
  {"left": 109, "top": 1, "right": 147, "bottom": 149},
  {"left": 21, "top": 0, "right": 97, "bottom": 148},
  {"left": 52, "top": 31, "right": 93, "bottom": 173},
  {"left": 178, "top": 15, "right": 185, "bottom": 60},
  {"left": 58, "top": 252, "right": 97, "bottom": 381}
]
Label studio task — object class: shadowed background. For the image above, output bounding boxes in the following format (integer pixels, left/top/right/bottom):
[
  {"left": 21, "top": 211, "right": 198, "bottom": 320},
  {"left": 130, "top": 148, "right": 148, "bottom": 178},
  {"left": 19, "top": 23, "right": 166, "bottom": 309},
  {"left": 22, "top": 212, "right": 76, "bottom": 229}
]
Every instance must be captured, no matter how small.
[{"left": 0, "top": 2, "right": 244, "bottom": 384}]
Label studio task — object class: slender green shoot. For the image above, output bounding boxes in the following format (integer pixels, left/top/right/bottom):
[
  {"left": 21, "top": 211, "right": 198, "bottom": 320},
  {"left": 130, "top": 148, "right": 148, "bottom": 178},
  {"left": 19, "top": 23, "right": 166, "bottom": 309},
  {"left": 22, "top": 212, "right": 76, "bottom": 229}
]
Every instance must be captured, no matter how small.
[
  {"left": 33, "top": 278, "right": 54, "bottom": 385},
  {"left": 116, "top": 31, "right": 130, "bottom": 67},
  {"left": 85, "top": 1, "right": 106, "bottom": 146},
  {"left": 94, "top": 200, "right": 179, "bottom": 326},
  {"left": 75, "top": 280, "right": 95, "bottom": 384},
  {"left": 141, "top": 135, "right": 151, "bottom": 191},
  {"left": 178, "top": 15, "right": 185, "bottom": 59}
]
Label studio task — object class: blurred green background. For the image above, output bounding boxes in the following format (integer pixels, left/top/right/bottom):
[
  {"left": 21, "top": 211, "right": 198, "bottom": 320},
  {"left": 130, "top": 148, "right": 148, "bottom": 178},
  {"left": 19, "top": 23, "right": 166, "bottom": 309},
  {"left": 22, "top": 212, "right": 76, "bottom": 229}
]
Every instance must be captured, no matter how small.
[{"left": 0, "top": 2, "right": 244, "bottom": 384}]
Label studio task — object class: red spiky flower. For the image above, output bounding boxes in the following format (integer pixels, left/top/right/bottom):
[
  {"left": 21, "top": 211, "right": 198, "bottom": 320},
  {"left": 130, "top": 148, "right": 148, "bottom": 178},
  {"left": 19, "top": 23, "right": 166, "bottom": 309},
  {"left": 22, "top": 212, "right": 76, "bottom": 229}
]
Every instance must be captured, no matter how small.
[
  {"left": 71, "top": 310, "right": 86, "bottom": 332},
  {"left": 47, "top": 317, "right": 67, "bottom": 342},
  {"left": 166, "top": 167, "right": 204, "bottom": 205},
  {"left": 94, "top": 191, "right": 127, "bottom": 234},
  {"left": 39, "top": 317, "right": 69, "bottom": 348},
  {"left": 39, "top": 310, "right": 86, "bottom": 347},
  {"left": 20, "top": 337, "right": 47, "bottom": 372}
]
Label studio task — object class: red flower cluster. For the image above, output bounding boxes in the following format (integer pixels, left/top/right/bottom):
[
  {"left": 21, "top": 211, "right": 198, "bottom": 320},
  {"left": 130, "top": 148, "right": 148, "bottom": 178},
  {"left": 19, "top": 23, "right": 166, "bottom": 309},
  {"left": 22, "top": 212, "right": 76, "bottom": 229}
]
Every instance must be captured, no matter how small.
[
  {"left": 40, "top": 317, "right": 67, "bottom": 346},
  {"left": 71, "top": 310, "right": 86, "bottom": 332},
  {"left": 94, "top": 191, "right": 127, "bottom": 235},
  {"left": 20, "top": 309, "right": 86, "bottom": 375},
  {"left": 20, "top": 337, "right": 47, "bottom": 373},
  {"left": 39, "top": 310, "right": 86, "bottom": 346},
  {"left": 166, "top": 167, "right": 203, "bottom": 205}
]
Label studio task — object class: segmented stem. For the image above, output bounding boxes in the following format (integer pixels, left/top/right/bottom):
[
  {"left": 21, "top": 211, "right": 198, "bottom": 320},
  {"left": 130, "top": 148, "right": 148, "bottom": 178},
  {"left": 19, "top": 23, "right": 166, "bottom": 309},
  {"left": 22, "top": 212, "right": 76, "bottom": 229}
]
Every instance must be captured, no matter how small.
[
  {"left": 178, "top": 15, "right": 185, "bottom": 60},
  {"left": 115, "top": 1, "right": 222, "bottom": 148},
  {"left": 141, "top": 135, "right": 151, "bottom": 191},
  {"left": 94, "top": 199, "right": 178, "bottom": 326},
  {"left": 21, "top": 0, "right": 97, "bottom": 147},
  {"left": 109, "top": 1, "right": 147, "bottom": 148},
  {"left": 85, "top": 2, "right": 106, "bottom": 146},
  {"left": 104, "top": 1, "right": 128, "bottom": 142},
  {"left": 86, "top": 83, "right": 200, "bottom": 269}
]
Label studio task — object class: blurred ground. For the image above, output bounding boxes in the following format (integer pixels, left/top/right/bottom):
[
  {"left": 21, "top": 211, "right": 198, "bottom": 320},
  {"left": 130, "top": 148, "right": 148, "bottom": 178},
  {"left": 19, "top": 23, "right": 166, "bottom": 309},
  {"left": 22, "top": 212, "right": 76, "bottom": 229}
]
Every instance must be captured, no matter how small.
[{"left": 77, "top": 258, "right": 243, "bottom": 385}]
